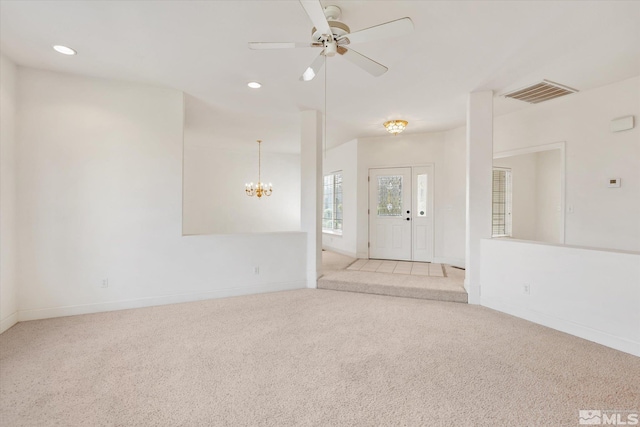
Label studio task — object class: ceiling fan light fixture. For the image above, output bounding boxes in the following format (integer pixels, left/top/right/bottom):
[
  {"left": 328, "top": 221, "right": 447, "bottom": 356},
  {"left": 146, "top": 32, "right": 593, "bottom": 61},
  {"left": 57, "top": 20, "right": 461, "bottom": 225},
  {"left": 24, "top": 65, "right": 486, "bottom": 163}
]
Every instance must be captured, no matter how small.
[
  {"left": 247, "top": 81, "right": 262, "bottom": 89},
  {"left": 250, "top": 1, "right": 414, "bottom": 82},
  {"left": 53, "top": 45, "right": 77, "bottom": 55},
  {"left": 302, "top": 67, "right": 316, "bottom": 81},
  {"left": 384, "top": 120, "right": 408, "bottom": 135},
  {"left": 324, "top": 40, "right": 337, "bottom": 57}
]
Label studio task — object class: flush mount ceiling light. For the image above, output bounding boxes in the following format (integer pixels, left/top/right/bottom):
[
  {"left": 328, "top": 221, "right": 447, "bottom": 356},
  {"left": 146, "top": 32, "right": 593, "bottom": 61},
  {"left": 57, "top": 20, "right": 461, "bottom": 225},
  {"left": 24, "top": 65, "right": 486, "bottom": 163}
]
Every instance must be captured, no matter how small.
[
  {"left": 384, "top": 120, "right": 408, "bottom": 135},
  {"left": 247, "top": 81, "right": 262, "bottom": 89},
  {"left": 53, "top": 45, "right": 77, "bottom": 55}
]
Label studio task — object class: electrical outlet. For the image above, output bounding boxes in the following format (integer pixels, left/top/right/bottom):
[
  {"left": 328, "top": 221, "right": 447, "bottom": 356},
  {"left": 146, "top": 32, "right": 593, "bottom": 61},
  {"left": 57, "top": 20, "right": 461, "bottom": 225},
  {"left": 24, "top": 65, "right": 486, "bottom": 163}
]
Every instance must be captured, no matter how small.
[
  {"left": 254, "top": 267, "right": 260, "bottom": 275},
  {"left": 523, "top": 284, "right": 530, "bottom": 295},
  {"left": 100, "top": 279, "right": 109, "bottom": 288}
]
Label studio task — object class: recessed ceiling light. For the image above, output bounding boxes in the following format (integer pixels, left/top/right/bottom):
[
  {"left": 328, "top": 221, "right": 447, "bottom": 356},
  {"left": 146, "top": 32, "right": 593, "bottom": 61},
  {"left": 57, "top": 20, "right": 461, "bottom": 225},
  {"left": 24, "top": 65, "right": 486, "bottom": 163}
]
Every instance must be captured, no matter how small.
[
  {"left": 247, "top": 82, "right": 262, "bottom": 89},
  {"left": 53, "top": 45, "right": 77, "bottom": 55}
]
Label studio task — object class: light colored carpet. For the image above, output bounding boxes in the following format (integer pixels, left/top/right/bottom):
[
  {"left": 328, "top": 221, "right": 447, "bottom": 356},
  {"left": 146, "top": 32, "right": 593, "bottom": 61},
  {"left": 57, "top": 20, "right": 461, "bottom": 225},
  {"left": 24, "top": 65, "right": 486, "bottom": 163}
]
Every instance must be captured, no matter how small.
[{"left": 1, "top": 289, "right": 638, "bottom": 426}]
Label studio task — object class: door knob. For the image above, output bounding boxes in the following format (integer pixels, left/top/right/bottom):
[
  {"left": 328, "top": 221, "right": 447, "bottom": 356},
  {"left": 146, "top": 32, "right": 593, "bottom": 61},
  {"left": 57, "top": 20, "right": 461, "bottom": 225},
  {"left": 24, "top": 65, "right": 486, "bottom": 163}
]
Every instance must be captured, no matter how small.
[
  {"left": 406, "top": 210, "right": 410, "bottom": 214},
  {"left": 406, "top": 218, "right": 411, "bottom": 221}
]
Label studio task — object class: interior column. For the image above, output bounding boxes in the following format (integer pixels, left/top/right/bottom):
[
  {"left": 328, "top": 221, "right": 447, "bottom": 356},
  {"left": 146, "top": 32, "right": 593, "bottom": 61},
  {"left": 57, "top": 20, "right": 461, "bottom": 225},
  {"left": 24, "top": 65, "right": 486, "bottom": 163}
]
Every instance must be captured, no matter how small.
[
  {"left": 300, "top": 110, "right": 323, "bottom": 288},
  {"left": 465, "top": 91, "right": 493, "bottom": 304}
]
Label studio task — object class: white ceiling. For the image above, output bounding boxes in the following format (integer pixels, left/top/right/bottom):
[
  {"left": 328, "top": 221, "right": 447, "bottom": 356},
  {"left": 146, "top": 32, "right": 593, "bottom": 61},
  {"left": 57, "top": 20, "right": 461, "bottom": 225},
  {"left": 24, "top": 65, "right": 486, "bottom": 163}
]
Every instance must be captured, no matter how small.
[{"left": 1, "top": 1, "right": 639, "bottom": 153}]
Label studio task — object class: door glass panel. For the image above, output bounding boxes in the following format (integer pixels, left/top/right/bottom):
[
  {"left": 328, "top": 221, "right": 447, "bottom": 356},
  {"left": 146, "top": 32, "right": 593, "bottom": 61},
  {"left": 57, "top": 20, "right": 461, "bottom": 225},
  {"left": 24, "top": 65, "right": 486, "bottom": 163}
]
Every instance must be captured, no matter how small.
[
  {"left": 417, "top": 174, "right": 427, "bottom": 217},
  {"left": 377, "top": 175, "right": 403, "bottom": 216}
]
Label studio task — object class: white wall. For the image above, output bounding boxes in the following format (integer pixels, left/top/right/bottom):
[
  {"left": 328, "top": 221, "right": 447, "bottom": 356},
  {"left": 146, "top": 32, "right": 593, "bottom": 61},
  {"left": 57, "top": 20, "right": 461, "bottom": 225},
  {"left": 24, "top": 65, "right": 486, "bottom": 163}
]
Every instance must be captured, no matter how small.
[
  {"left": 535, "top": 150, "right": 562, "bottom": 243},
  {"left": 300, "top": 110, "right": 323, "bottom": 287},
  {"left": 322, "top": 139, "right": 358, "bottom": 257},
  {"left": 183, "top": 139, "right": 300, "bottom": 234},
  {"left": 356, "top": 132, "right": 467, "bottom": 264},
  {"left": 478, "top": 76, "right": 640, "bottom": 355},
  {"left": 14, "top": 68, "right": 306, "bottom": 321},
  {"left": 0, "top": 53, "right": 18, "bottom": 333},
  {"left": 494, "top": 76, "right": 640, "bottom": 251},
  {"left": 482, "top": 239, "right": 640, "bottom": 356},
  {"left": 441, "top": 127, "right": 467, "bottom": 264}
]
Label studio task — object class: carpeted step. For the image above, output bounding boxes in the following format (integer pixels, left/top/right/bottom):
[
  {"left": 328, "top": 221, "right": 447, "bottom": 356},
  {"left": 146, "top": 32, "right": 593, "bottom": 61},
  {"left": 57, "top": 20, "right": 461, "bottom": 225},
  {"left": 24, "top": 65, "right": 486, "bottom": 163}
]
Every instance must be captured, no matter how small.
[{"left": 318, "top": 277, "right": 468, "bottom": 303}]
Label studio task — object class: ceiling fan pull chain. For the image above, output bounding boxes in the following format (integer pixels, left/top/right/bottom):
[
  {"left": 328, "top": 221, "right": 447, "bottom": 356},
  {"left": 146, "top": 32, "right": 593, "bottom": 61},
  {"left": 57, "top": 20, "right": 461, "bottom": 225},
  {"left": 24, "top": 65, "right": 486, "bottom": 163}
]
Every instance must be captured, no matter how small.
[{"left": 324, "top": 54, "right": 327, "bottom": 159}]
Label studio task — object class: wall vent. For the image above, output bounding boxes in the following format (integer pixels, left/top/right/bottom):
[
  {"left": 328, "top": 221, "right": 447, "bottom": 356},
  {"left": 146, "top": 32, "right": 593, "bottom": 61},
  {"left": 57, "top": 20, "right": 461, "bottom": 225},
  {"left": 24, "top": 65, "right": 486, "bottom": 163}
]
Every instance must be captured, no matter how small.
[{"left": 503, "top": 80, "right": 578, "bottom": 104}]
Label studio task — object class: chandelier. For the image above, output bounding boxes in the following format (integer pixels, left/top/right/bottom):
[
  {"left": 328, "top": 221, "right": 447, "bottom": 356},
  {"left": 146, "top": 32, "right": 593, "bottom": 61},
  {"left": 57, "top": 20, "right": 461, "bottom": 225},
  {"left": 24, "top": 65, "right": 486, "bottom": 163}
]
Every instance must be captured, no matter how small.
[
  {"left": 245, "top": 140, "right": 273, "bottom": 198},
  {"left": 383, "top": 120, "right": 408, "bottom": 135}
]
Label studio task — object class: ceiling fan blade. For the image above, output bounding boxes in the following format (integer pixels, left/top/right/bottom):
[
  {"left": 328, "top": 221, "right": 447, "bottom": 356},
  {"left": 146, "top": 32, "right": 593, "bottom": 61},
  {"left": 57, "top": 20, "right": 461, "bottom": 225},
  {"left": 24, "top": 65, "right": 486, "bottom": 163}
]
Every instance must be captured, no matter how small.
[
  {"left": 299, "top": 0, "right": 331, "bottom": 38},
  {"left": 338, "top": 17, "right": 414, "bottom": 45},
  {"left": 338, "top": 47, "right": 388, "bottom": 77},
  {"left": 248, "top": 42, "right": 320, "bottom": 50},
  {"left": 300, "top": 52, "right": 326, "bottom": 81}
]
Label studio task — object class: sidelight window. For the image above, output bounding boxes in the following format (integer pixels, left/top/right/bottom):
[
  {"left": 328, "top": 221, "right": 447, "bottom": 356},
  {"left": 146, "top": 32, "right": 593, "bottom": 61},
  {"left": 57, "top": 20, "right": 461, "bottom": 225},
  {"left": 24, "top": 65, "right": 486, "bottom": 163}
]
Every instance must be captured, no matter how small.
[
  {"left": 492, "top": 168, "right": 512, "bottom": 237},
  {"left": 323, "top": 172, "right": 343, "bottom": 233}
]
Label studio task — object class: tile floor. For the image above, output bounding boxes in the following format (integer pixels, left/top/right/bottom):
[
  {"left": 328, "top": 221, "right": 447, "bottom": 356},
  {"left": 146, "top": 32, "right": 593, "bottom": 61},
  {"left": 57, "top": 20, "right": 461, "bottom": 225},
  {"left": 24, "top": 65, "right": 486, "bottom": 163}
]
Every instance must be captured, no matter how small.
[{"left": 347, "top": 259, "right": 445, "bottom": 277}]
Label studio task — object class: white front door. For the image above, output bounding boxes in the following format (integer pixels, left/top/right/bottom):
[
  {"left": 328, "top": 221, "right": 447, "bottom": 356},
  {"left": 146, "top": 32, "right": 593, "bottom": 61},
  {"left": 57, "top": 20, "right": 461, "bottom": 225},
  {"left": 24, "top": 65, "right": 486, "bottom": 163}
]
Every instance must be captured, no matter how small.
[
  {"left": 368, "top": 166, "right": 435, "bottom": 262},
  {"left": 369, "top": 168, "right": 412, "bottom": 260}
]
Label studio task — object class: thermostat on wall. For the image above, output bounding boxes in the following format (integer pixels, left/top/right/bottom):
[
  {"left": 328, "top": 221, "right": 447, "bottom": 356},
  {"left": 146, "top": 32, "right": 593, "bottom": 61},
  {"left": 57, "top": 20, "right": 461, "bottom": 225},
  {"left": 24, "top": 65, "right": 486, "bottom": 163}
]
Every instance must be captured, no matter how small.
[{"left": 608, "top": 178, "right": 621, "bottom": 188}]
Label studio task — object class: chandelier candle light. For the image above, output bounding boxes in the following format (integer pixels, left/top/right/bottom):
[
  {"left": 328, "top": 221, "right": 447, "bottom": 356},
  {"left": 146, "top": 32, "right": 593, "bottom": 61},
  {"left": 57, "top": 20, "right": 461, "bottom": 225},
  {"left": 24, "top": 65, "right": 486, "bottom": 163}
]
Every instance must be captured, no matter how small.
[
  {"left": 245, "top": 140, "right": 273, "bottom": 198},
  {"left": 384, "top": 120, "right": 408, "bottom": 135}
]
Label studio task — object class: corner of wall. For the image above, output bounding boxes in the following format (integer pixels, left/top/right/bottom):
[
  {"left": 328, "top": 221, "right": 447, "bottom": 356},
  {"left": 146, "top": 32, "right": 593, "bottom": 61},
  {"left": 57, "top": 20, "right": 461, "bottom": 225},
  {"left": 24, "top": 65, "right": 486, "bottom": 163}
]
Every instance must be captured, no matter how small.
[
  {"left": 0, "top": 313, "right": 18, "bottom": 334},
  {"left": 0, "top": 52, "right": 19, "bottom": 334}
]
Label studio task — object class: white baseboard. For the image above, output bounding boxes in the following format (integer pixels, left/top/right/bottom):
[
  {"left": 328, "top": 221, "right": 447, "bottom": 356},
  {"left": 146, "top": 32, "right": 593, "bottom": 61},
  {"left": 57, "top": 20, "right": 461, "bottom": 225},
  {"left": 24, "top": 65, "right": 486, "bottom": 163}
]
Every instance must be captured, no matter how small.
[
  {"left": 481, "top": 296, "right": 640, "bottom": 357},
  {"left": 324, "top": 254, "right": 467, "bottom": 266},
  {"left": 17, "top": 280, "right": 306, "bottom": 322},
  {"left": 0, "top": 312, "right": 18, "bottom": 334},
  {"left": 433, "top": 257, "right": 465, "bottom": 268},
  {"left": 322, "top": 246, "right": 357, "bottom": 258}
]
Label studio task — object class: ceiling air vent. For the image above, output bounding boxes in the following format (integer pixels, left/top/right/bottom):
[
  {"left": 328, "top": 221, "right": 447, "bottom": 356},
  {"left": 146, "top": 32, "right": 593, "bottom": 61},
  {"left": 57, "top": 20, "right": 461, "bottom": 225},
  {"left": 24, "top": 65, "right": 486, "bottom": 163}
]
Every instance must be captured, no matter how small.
[{"left": 503, "top": 80, "right": 578, "bottom": 104}]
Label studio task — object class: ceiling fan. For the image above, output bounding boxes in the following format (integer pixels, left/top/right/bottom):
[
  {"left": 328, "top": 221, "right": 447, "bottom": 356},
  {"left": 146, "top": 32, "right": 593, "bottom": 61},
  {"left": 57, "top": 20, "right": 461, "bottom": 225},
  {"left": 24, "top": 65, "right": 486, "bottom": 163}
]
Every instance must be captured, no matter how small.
[{"left": 249, "top": 0, "right": 414, "bottom": 81}]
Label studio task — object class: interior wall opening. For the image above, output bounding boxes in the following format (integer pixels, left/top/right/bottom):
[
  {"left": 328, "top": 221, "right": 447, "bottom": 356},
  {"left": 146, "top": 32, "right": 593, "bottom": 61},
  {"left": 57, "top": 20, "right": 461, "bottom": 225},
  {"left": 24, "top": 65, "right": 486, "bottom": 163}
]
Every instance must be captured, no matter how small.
[{"left": 493, "top": 143, "right": 565, "bottom": 244}]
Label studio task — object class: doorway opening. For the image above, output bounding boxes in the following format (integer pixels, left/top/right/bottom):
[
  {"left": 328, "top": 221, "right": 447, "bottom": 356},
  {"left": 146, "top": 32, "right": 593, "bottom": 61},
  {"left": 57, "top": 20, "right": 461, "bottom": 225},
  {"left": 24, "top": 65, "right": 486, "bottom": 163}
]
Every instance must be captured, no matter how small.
[{"left": 493, "top": 142, "right": 565, "bottom": 244}]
